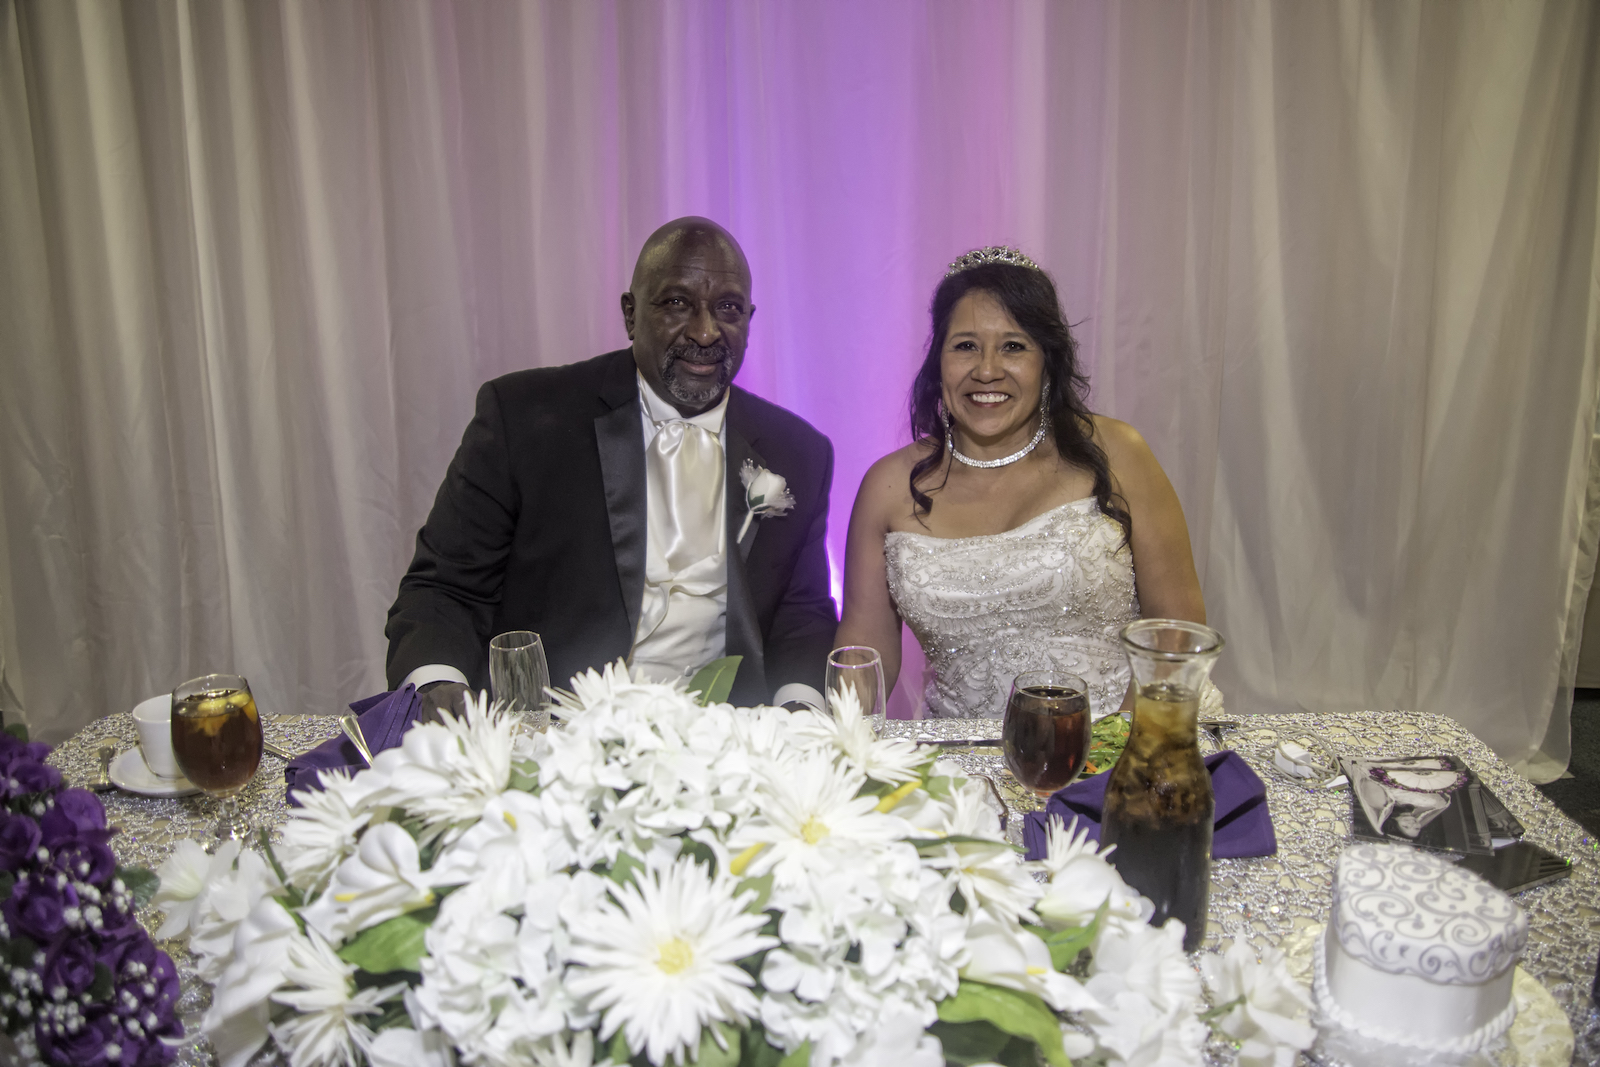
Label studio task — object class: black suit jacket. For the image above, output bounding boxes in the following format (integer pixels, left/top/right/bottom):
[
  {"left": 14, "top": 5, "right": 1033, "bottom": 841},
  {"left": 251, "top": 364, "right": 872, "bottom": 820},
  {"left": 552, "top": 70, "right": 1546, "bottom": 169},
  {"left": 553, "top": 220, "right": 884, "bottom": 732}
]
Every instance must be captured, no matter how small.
[{"left": 385, "top": 349, "right": 837, "bottom": 707}]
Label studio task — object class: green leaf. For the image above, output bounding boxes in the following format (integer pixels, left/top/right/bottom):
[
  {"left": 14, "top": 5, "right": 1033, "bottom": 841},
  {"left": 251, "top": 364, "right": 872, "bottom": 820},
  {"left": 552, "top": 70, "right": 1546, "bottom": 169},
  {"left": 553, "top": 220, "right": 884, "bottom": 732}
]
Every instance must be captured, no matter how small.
[
  {"left": 0, "top": 871, "right": 15, "bottom": 902},
  {"left": 367, "top": 994, "right": 415, "bottom": 1032},
  {"left": 776, "top": 1040, "right": 811, "bottom": 1067},
  {"left": 937, "top": 980, "right": 1070, "bottom": 1067},
  {"left": 906, "top": 835, "right": 1024, "bottom": 852},
  {"left": 89, "top": 962, "right": 114, "bottom": 1002},
  {"left": 2, "top": 724, "right": 26, "bottom": 743},
  {"left": 922, "top": 774, "right": 957, "bottom": 801},
  {"left": 116, "top": 866, "right": 160, "bottom": 909},
  {"left": 508, "top": 758, "right": 540, "bottom": 792},
  {"left": 1038, "top": 898, "right": 1109, "bottom": 972},
  {"left": 734, "top": 873, "right": 773, "bottom": 914},
  {"left": 735, "top": 1024, "right": 786, "bottom": 1067},
  {"left": 607, "top": 851, "right": 644, "bottom": 889},
  {"left": 927, "top": 1019, "right": 1014, "bottom": 1066},
  {"left": 680, "top": 838, "right": 719, "bottom": 874},
  {"left": 336, "top": 906, "right": 438, "bottom": 974},
  {"left": 607, "top": 1030, "right": 633, "bottom": 1064},
  {"left": 688, "top": 656, "right": 743, "bottom": 707},
  {"left": 691, "top": 1022, "right": 741, "bottom": 1067}
]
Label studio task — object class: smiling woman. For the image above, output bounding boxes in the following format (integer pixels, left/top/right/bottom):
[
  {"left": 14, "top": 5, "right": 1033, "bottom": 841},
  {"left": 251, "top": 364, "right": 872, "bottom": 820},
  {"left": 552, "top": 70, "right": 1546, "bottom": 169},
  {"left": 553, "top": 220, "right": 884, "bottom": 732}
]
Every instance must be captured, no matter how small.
[{"left": 836, "top": 249, "right": 1219, "bottom": 721}]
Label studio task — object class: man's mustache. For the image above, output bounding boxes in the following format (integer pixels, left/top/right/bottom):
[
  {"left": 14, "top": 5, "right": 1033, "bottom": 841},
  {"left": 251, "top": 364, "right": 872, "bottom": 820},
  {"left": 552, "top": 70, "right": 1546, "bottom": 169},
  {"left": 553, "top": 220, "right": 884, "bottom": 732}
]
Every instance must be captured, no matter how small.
[{"left": 664, "top": 340, "right": 732, "bottom": 369}]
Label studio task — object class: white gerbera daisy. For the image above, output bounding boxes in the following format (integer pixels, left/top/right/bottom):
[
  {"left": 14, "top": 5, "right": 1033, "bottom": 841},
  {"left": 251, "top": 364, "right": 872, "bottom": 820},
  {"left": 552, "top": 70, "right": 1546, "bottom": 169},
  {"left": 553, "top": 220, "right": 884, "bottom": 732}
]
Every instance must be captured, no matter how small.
[
  {"left": 565, "top": 856, "right": 775, "bottom": 1066},
  {"left": 279, "top": 769, "right": 375, "bottom": 891},
  {"left": 917, "top": 780, "right": 1041, "bottom": 924},
  {"left": 731, "top": 753, "right": 908, "bottom": 885},
  {"left": 363, "top": 690, "right": 517, "bottom": 840},
  {"left": 788, "top": 686, "right": 924, "bottom": 785},
  {"left": 270, "top": 927, "right": 407, "bottom": 1067},
  {"left": 1035, "top": 815, "right": 1152, "bottom": 931}
]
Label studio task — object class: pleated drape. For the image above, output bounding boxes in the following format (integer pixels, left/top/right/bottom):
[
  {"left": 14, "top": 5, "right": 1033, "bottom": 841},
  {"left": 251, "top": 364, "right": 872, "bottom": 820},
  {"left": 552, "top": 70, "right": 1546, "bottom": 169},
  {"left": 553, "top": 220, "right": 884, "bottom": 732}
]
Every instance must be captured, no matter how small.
[{"left": 1, "top": 1, "right": 1596, "bottom": 778}]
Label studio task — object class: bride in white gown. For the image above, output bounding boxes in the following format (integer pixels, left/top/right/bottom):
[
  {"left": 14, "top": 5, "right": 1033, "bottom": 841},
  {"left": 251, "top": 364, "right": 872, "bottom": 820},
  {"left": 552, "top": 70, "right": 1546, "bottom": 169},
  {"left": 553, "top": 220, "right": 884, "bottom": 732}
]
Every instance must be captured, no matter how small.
[{"left": 836, "top": 247, "right": 1221, "bottom": 720}]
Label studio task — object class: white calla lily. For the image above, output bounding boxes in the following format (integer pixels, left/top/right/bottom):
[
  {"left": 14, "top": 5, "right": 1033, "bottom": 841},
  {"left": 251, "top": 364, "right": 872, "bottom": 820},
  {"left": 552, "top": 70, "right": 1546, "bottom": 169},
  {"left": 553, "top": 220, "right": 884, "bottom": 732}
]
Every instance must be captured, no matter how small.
[{"left": 301, "top": 821, "right": 436, "bottom": 943}]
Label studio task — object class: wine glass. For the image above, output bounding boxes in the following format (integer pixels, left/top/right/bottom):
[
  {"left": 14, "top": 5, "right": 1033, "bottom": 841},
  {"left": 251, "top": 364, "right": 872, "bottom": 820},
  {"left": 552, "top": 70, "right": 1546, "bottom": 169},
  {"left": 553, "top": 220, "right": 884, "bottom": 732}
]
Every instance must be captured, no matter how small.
[
  {"left": 1003, "top": 670, "right": 1090, "bottom": 797},
  {"left": 490, "top": 630, "right": 551, "bottom": 732},
  {"left": 170, "top": 673, "right": 263, "bottom": 842},
  {"left": 825, "top": 646, "right": 886, "bottom": 735}
]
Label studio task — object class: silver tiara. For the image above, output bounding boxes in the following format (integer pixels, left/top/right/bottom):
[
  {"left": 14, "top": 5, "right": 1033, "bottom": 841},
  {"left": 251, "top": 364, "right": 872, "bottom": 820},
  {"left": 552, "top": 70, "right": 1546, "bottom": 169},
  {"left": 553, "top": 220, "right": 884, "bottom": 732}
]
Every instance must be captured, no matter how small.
[{"left": 945, "top": 246, "right": 1042, "bottom": 277}]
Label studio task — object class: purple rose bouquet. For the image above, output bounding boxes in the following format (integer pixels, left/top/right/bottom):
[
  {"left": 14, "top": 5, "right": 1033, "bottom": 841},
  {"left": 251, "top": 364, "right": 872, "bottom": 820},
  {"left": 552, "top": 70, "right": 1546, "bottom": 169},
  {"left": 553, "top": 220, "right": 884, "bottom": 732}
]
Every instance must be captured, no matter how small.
[{"left": 0, "top": 729, "right": 182, "bottom": 1066}]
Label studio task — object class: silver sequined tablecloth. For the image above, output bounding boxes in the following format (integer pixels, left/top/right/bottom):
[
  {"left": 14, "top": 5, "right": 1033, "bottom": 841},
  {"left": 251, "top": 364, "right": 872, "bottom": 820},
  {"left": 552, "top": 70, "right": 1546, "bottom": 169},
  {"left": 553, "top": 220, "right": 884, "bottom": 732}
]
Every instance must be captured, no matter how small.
[{"left": 45, "top": 710, "right": 1600, "bottom": 1066}]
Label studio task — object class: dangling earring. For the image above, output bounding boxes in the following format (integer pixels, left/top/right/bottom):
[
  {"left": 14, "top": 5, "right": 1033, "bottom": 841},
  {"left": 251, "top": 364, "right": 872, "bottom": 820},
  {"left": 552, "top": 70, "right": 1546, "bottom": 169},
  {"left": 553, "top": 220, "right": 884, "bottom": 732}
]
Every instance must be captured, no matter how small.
[{"left": 937, "top": 397, "right": 950, "bottom": 430}]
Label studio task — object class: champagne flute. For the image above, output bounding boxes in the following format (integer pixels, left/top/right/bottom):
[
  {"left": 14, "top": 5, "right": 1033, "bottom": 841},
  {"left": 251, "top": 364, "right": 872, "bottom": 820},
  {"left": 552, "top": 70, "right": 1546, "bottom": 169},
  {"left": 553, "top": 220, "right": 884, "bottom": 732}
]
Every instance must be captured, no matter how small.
[
  {"left": 171, "top": 673, "right": 263, "bottom": 842},
  {"left": 1002, "top": 670, "right": 1090, "bottom": 797},
  {"left": 825, "top": 646, "right": 886, "bottom": 735},
  {"left": 490, "top": 630, "right": 551, "bottom": 732}
]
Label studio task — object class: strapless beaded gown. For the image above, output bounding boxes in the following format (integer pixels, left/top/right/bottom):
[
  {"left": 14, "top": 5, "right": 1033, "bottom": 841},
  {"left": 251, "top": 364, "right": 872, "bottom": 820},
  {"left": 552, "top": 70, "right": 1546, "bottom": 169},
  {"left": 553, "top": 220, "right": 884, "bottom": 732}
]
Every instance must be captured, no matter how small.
[{"left": 885, "top": 498, "right": 1222, "bottom": 720}]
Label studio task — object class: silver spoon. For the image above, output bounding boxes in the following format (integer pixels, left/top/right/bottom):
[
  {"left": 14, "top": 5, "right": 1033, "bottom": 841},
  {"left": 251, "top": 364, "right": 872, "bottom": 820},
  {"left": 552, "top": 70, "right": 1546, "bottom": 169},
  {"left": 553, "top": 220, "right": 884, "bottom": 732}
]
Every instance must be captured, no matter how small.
[
  {"left": 263, "top": 739, "right": 296, "bottom": 761},
  {"left": 339, "top": 714, "right": 375, "bottom": 767}
]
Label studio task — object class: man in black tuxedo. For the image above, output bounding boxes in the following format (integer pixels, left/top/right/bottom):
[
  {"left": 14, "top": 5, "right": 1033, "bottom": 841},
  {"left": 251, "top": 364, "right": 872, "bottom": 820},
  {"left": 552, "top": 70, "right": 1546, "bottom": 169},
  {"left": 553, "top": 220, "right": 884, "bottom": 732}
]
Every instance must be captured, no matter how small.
[{"left": 385, "top": 218, "right": 836, "bottom": 712}]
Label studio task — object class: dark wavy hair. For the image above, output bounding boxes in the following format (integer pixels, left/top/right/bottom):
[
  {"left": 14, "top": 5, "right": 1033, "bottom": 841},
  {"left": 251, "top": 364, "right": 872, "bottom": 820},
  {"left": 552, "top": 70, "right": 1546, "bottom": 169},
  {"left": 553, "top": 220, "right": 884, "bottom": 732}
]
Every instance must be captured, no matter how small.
[{"left": 908, "top": 262, "right": 1132, "bottom": 544}]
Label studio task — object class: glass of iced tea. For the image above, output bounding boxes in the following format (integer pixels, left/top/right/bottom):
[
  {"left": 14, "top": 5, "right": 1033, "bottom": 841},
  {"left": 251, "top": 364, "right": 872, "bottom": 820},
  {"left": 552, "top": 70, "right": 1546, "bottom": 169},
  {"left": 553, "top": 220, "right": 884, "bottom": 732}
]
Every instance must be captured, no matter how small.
[
  {"left": 171, "top": 673, "right": 263, "bottom": 841},
  {"left": 1003, "top": 670, "right": 1091, "bottom": 797}
]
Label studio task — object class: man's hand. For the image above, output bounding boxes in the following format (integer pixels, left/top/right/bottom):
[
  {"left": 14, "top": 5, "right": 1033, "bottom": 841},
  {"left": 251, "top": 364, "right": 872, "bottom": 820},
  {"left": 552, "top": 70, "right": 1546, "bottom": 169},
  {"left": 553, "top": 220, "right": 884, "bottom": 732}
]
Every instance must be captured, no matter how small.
[{"left": 417, "top": 680, "right": 470, "bottom": 724}]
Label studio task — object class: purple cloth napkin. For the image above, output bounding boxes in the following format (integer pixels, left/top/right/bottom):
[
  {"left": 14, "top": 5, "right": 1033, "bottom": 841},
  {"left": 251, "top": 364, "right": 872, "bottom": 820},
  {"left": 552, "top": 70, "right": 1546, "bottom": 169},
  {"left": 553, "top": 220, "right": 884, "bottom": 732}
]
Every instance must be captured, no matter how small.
[
  {"left": 1022, "top": 750, "right": 1276, "bottom": 861},
  {"left": 284, "top": 684, "right": 422, "bottom": 805}
]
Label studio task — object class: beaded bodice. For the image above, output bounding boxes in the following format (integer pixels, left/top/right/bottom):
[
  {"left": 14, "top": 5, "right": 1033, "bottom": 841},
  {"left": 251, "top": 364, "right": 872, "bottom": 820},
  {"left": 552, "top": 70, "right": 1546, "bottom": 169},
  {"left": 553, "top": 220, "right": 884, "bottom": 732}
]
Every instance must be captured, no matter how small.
[{"left": 885, "top": 498, "right": 1139, "bottom": 720}]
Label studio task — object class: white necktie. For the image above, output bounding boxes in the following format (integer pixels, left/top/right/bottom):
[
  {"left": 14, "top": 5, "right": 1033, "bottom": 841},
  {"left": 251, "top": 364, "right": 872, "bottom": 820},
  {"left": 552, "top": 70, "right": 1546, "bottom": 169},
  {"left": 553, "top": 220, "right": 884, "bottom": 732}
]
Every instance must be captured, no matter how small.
[
  {"left": 647, "top": 419, "right": 724, "bottom": 572},
  {"left": 634, "top": 418, "right": 726, "bottom": 645}
]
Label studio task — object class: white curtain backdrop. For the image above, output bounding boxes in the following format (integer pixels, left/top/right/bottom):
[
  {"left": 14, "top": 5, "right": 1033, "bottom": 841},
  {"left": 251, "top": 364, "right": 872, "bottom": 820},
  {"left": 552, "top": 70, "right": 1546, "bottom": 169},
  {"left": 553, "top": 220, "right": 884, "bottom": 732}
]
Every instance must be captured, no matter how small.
[{"left": 2, "top": 1, "right": 1596, "bottom": 777}]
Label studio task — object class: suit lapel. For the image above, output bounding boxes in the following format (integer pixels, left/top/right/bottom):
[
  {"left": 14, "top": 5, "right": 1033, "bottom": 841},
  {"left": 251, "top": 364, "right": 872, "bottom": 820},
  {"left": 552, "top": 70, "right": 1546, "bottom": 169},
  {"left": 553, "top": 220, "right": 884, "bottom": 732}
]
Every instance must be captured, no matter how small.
[
  {"left": 724, "top": 392, "right": 765, "bottom": 690},
  {"left": 595, "top": 355, "right": 646, "bottom": 636}
]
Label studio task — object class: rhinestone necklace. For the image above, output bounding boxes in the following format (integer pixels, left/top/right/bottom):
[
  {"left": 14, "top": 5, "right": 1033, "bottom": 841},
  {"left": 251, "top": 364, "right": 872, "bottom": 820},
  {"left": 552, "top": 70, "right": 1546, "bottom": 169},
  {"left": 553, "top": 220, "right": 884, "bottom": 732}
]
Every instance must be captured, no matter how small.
[{"left": 947, "top": 418, "right": 1050, "bottom": 469}]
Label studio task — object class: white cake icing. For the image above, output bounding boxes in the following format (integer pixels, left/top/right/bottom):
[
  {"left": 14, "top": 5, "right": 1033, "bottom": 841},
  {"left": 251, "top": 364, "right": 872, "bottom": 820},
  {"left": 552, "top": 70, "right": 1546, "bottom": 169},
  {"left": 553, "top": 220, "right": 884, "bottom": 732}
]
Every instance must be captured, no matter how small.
[{"left": 1314, "top": 842, "right": 1528, "bottom": 1053}]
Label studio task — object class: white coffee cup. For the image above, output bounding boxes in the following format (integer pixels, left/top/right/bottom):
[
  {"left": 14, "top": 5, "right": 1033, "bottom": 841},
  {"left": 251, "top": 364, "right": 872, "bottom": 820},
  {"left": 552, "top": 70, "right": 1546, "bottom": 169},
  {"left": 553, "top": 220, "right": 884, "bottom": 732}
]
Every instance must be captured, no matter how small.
[{"left": 131, "top": 695, "right": 180, "bottom": 779}]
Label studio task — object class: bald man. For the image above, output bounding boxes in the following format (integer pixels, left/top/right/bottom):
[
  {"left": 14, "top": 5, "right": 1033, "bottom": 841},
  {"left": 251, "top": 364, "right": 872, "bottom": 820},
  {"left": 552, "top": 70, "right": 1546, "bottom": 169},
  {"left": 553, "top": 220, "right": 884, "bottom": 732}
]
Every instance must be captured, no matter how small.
[{"left": 385, "top": 218, "right": 836, "bottom": 711}]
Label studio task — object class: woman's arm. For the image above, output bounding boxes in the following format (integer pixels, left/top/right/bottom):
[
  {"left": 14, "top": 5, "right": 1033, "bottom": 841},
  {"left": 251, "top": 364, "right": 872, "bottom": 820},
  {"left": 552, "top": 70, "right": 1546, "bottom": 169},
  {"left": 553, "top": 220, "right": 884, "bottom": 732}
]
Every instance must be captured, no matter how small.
[
  {"left": 1096, "top": 417, "right": 1206, "bottom": 624},
  {"left": 834, "top": 454, "right": 907, "bottom": 692}
]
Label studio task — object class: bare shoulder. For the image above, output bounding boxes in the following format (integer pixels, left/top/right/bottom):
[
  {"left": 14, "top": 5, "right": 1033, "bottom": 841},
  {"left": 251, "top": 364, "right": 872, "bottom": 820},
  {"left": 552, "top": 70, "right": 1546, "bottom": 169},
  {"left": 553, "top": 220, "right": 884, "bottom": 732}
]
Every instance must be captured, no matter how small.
[
  {"left": 854, "top": 441, "right": 931, "bottom": 519},
  {"left": 1087, "top": 414, "right": 1152, "bottom": 463},
  {"left": 1087, "top": 414, "right": 1166, "bottom": 496}
]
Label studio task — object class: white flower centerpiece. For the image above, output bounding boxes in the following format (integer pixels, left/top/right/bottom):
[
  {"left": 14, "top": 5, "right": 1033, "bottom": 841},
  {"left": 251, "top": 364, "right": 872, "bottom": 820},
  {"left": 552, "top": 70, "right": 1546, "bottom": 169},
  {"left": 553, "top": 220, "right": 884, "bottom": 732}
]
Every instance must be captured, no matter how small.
[{"left": 153, "top": 664, "right": 1313, "bottom": 1067}]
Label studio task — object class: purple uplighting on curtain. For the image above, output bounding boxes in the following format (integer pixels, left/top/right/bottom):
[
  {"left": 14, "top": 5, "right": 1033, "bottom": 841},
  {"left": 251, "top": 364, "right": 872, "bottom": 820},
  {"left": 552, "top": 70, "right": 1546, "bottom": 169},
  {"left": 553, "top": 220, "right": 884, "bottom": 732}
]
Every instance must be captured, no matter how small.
[{"left": 3, "top": 1, "right": 1596, "bottom": 773}]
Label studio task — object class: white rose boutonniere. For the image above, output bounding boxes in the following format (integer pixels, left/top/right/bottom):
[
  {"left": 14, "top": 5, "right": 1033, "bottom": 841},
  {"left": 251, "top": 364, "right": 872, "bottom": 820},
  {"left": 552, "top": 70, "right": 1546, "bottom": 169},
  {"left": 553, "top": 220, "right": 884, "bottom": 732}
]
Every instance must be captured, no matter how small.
[{"left": 738, "top": 460, "right": 796, "bottom": 541}]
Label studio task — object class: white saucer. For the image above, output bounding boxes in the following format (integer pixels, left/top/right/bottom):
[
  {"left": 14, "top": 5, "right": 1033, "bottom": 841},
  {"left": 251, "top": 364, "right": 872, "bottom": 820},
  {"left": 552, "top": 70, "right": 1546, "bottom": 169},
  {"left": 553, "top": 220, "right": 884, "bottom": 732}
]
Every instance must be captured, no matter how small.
[{"left": 109, "top": 749, "right": 200, "bottom": 798}]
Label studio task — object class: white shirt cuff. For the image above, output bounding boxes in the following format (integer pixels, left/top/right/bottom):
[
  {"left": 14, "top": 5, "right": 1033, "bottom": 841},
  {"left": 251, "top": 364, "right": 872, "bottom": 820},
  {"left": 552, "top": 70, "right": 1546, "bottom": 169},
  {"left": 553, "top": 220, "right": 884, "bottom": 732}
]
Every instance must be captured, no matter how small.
[
  {"left": 772, "top": 683, "right": 826, "bottom": 710},
  {"left": 403, "top": 663, "right": 470, "bottom": 692}
]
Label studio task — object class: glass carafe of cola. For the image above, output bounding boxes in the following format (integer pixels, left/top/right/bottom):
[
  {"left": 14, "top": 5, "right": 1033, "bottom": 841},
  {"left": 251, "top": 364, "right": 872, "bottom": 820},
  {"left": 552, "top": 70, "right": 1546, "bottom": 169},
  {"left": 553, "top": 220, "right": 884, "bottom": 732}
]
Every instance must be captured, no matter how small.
[{"left": 1102, "top": 619, "right": 1224, "bottom": 952}]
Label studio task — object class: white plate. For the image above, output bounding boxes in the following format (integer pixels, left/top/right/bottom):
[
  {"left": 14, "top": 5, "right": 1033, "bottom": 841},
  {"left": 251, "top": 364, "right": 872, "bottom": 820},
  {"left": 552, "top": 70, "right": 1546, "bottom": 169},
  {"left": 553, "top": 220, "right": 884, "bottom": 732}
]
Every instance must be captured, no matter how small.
[{"left": 109, "top": 749, "right": 200, "bottom": 798}]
